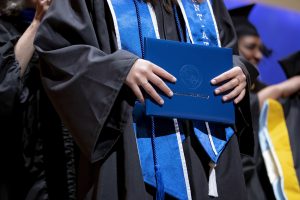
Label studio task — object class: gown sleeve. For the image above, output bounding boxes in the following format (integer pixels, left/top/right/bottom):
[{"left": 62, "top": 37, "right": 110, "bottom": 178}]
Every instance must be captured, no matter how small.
[
  {"left": 212, "top": 0, "right": 258, "bottom": 156},
  {"left": 0, "top": 19, "right": 22, "bottom": 118},
  {"left": 34, "top": 0, "right": 139, "bottom": 163}
]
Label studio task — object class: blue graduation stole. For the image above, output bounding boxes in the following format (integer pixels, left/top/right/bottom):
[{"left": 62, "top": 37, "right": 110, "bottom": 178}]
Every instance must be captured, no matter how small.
[{"left": 107, "top": 0, "right": 234, "bottom": 199}]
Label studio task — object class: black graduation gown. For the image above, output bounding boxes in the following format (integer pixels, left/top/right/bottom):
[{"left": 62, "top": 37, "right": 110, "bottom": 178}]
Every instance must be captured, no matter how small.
[
  {"left": 281, "top": 94, "right": 300, "bottom": 183},
  {"left": 278, "top": 52, "right": 300, "bottom": 187},
  {"left": 241, "top": 92, "right": 276, "bottom": 200},
  {"left": 0, "top": 16, "right": 24, "bottom": 200},
  {"left": 34, "top": 0, "right": 257, "bottom": 199},
  {"left": 0, "top": 16, "right": 77, "bottom": 200},
  {"left": 238, "top": 77, "right": 276, "bottom": 200}
]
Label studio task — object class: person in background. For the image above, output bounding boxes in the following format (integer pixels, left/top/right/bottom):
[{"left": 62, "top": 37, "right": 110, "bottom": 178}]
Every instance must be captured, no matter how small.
[
  {"left": 0, "top": 0, "right": 77, "bottom": 199},
  {"left": 230, "top": 4, "right": 300, "bottom": 200},
  {"left": 230, "top": 4, "right": 300, "bottom": 106}
]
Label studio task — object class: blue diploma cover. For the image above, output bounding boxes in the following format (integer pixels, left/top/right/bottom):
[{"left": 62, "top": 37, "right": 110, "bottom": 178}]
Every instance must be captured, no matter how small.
[{"left": 145, "top": 38, "right": 235, "bottom": 124}]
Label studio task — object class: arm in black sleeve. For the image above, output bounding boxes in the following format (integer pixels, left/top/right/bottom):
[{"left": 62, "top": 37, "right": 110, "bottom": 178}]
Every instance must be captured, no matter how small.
[
  {"left": 34, "top": 0, "right": 138, "bottom": 162},
  {"left": 212, "top": 0, "right": 258, "bottom": 156}
]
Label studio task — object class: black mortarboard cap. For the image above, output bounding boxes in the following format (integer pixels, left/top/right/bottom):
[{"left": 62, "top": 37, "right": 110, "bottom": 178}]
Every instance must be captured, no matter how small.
[{"left": 229, "top": 4, "right": 259, "bottom": 37}]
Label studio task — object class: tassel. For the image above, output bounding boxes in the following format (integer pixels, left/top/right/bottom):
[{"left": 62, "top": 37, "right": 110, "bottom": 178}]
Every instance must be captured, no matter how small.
[
  {"left": 150, "top": 117, "right": 165, "bottom": 200},
  {"left": 155, "top": 164, "right": 165, "bottom": 200},
  {"left": 208, "top": 162, "right": 218, "bottom": 198}
]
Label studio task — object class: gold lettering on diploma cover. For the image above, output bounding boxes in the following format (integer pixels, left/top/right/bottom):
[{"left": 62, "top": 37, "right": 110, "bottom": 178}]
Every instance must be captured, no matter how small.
[{"left": 173, "top": 92, "right": 210, "bottom": 99}]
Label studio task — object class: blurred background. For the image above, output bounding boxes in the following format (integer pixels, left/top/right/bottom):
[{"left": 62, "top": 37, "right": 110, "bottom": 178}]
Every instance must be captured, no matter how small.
[{"left": 225, "top": 0, "right": 300, "bottom": 85}]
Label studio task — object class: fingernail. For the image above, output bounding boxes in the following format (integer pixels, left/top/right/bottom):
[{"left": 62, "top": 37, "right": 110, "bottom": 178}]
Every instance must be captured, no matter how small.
[
  {"left": 223, "top": 96, "right": 227, "bottom": 101},
  {"left": 159, "top": 99, "right": 164, "bottom": 105},
  {"left": 211, "top": 79, "right": 217, "bottom": 84},
  {"left": 173, "top": 77, "right": 177, "bottom": 82},
  {"left": 169, "top": 91, "right": 174, "bottom": 96},
  {"left": 215, "top": 89, "right": 220, "bottom": 95}
]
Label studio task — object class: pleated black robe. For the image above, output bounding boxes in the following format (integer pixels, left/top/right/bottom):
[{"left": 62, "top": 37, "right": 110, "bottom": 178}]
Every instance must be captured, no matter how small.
[
  {"left": 0, "top": 15, "right": 77, "bottom": 200},
  {"left": 34, "top": 0, "right": 257, "bottom": 199}
]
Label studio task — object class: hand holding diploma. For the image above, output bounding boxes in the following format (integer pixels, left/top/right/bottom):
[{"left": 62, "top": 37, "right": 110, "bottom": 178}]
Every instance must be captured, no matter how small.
[
  {"left": 211, "top": 66, "right": 247, "bottom": 104},
  {"left": 125, "top": 59, "right": 177, "bottom": 105}
]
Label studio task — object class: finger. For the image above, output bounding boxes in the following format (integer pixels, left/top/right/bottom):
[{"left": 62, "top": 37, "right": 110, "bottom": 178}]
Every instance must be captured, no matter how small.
[
  {"left": 234, "top": 89, "right": 246, "bottom": 104},
  {"left": 215, "top": 78, "right": 240, "bottom": 95},
  {"left": 40, "top": 0, "right": 50, "bottom": 6},
  {"left": 40, "top": 0, "right": 48, "bottom": 5},
  {"left": 152, "top": 64, "right": 177, "bottom": 83},
  {"left": 223, "top": 82, "right": 247, "bottom": 101},
  {"left": 141, "top": 81, "right": 164, "bottom": 105},
  {"left": 131, "top": 84, "right": 145, "bottom": 103},
  {"left": 211, "top": 67, "right": 241, "bottom": 85},
  {"left": 149, "top": 74, "right": 173, "bottom": 97},
  {"left": 46, "top": 0, "right": 52, "bottom": 6},
  {"left": 43, "top": 5, "right": 49, "bottom": 10},
  {"left": 38, "top": 0, "right": 49, "bottom": 9}
]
